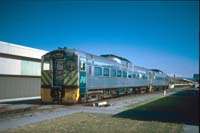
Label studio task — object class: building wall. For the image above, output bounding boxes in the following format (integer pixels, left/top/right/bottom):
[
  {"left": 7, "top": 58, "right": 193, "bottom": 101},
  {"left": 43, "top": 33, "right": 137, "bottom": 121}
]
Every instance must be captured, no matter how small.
[
  {"left": 0, "top": 57, "right": 41, "bottom": 76},
  {"left": 0, "top": 76, "right": 41, "bottom": 99},
  {"left": 0, "top": 41, "right": 48, "bottom": 101}
]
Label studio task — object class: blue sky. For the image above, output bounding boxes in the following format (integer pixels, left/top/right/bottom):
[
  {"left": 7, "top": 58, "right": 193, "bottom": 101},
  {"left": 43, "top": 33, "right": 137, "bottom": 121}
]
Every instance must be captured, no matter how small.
[{"left": 0, "top": 0, "right": 199, "bottom": 78}]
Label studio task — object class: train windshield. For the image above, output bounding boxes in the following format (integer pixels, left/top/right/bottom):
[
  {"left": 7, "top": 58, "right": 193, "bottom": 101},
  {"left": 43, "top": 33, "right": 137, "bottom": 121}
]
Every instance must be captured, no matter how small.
[
  {"left": 66, "top": 59, "right": 76, "bottom": 70},
  {"left": 65, "top": 56, "right": 77, "bottom": 70}
]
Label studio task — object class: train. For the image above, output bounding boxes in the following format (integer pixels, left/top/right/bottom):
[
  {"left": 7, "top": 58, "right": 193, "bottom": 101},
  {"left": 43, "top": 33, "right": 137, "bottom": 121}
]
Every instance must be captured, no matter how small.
[{"left": 41, "top": 48, "right": 170, "bottom": 103}]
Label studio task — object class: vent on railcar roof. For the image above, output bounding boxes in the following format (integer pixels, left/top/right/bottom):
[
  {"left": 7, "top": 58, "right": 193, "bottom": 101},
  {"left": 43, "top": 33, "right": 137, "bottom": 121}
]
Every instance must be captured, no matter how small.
[
  {"left": 100, "top": 54, "right": 131, "bottom": 62},
  {"left": 150, "top": 69, "right": 163, "bottom": 73}
]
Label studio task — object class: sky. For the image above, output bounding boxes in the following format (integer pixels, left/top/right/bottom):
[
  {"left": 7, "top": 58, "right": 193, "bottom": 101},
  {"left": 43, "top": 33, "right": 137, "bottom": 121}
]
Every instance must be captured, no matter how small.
[{"left": 0, "top": 0, "right": 199, "bottom": 78}]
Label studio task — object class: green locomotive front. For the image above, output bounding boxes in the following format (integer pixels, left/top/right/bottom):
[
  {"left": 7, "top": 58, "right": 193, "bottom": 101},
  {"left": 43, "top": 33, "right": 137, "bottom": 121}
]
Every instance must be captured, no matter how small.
[{"left": 41, "top": 48, "right": 80, "bottom": 103}]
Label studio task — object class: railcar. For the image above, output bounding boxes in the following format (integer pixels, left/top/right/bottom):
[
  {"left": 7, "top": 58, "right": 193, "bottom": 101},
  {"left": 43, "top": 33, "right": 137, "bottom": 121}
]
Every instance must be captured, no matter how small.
[{"left": 41, "top": 48, "right": 169, "bottom": 103}]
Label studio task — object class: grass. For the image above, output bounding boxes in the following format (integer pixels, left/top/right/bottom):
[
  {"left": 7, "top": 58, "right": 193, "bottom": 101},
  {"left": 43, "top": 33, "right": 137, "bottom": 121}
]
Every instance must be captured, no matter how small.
[
  {"left": 2, "top": 112, "right": 183, "bottom": 133},
  {"left": 115, "top": 90, "right": 199, "bottom": 125},
  {"left": 123, "top": 95, "right": 180, "bottom": 112},
  {"left": 121, "top": 96, "right": 163, "bottom": 111}
]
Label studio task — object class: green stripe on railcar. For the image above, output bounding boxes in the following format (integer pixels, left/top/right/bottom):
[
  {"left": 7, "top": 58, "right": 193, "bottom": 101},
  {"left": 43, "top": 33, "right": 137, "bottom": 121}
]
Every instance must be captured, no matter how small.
[{"left": 79, "top": 71, "right": 86, "bottom": 94}]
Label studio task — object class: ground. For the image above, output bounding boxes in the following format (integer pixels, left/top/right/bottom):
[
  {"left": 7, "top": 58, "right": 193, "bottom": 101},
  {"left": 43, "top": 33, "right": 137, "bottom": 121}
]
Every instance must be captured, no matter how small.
[
  {"left": 1, "top": 113, "right": 183, "bottom": 133},
  {"left": 0, "top": 86, "right": 199, "bottom": 133}
]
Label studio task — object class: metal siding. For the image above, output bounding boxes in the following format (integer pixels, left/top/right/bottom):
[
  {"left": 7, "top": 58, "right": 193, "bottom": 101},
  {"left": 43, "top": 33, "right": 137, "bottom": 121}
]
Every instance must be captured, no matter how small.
[
  {"left": 0, "top": 57, "right": 41, "bottom": 76},
  {"left": 21, "top": 60, "right": 41, "bottom": 76},
  {"left": 87, "top": 76, "right": 150, "bottom": 90},
  {"left": 0, "top": 76, "right": 40, "bottom": 99},
  {"left": 152, "top": 79, "right": 168, "bottom": 86},
  {"left": 0, "top": 57, "right": 21, "bottom": 75}
]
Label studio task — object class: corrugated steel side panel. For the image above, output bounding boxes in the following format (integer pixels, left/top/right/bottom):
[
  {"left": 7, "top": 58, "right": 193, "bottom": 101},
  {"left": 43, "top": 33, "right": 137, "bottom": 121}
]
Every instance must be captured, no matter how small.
[
  {"left": 0, "top": 57, "right": 41, "bottom": 76},
  {"left": 0, "top": 57, "right": 21, "bottom": 75},
  {"left": 21, "top": 60, "right": 41, "bottom": 76},
  {"left": 0, "top": 76, "right": 40, "bottom": 99}
]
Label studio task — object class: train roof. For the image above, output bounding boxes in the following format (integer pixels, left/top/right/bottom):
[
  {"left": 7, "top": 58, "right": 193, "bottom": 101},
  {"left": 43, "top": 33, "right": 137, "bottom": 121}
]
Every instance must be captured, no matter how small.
[
  {"left": 43, "top": 48, "right": 132, "bottom": 64},
  {"left": 43, "top": 48, "right": 167, "bottom": 75}
]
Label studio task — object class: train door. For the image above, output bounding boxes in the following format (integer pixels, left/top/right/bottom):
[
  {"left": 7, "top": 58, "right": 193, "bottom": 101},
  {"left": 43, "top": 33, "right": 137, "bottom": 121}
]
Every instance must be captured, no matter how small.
[
  {"left": 53, "top": 59, "right": 64, "bottom": 86},
  {"left": 79, "top": 57, "right": 87, "bottom": 95},
  {"left": 148, "top": 71, "right": 153, "bottom": 85},
  {"left": 147, "top": 71, "right": 154, "bottom": 92},
  {"left": 41, "top": 59, "right": 52, "bottom": 87}
]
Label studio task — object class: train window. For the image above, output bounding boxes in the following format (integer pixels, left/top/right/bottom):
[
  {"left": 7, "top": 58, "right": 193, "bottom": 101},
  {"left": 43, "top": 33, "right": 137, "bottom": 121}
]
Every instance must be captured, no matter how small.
[
  {"left": 128, "top": 72, "right": 132, "bottom": 78},
  {"left": 111, "top": 69, "right": 116, "bottom": 77},
  {"left": 80, "top": 61, "right": 85, "bottom": 71},
  {"left": 80, "top": 57, "right": 86, "bottom": 71},
  {"left": 43, "top": 62, "right": 50, "bottom": 70},
  {"left": 66, "top": 60, "right": 76, "bottom": 70},
  {"left": 156, "top": 76, "right": 160, "bottom": 80},
  {"left": 132, "top": 73, "right": 136, "bottom": 78},
  {"left": 123, "top": 71, "right": 127, "bottom": 78},
  {"left": 142, "top": 74, "right": 145, "bottom": 79},
  {"left": 117, "top": 70, "right": 121, "bottom": 77},
  {"left": 95, "top": 67, "right": 102, "bottom": 76},
  {"left": 139, "top": 73, "right": 142, "bottom": 79},
  {"left": 103, "top": 68, "right": 109, "bottom": 76}
]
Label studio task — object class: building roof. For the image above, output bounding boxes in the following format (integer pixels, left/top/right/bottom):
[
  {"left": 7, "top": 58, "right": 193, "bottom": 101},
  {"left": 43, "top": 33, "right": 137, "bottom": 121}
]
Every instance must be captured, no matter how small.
[{"left": 0, "top": 41, "right": 48, "bottom": 59}]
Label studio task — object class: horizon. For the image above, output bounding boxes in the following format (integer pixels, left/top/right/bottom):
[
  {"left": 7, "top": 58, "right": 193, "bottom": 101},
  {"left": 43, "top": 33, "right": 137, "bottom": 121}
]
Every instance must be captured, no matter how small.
[{"left": 0, "top": 0, "right": 199, "bottom": 78}]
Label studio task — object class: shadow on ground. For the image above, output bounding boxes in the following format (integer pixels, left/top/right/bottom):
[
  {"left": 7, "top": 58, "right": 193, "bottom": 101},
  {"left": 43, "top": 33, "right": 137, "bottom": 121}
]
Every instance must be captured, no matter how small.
[{"left": 114, "top": 89, "right": 199, "bottom": 125}]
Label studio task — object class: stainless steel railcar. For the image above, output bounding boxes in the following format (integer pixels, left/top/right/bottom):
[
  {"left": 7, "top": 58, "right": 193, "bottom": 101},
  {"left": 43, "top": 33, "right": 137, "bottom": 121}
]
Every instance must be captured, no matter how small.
[{"left": 41, "top": 48, "right": 169, "bottom": 103}]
